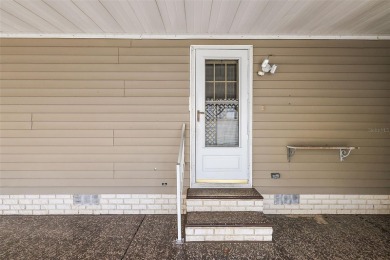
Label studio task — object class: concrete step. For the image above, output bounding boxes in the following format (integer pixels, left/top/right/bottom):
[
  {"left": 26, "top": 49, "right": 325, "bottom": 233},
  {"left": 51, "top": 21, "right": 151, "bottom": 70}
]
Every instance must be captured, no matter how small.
[
  {"left": 186, "top": 188, "right": 264, "bottom": 212},
  {"left": 185, "top": 211, "right": 273, "bottom": 242}
]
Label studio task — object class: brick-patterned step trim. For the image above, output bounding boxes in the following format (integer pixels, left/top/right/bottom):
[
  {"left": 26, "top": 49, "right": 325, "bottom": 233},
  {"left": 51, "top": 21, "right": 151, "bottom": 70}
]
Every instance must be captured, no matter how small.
[
  {"left": 186, "top": 199, "right": 263, "bottom": 212},
  {"left": 186, "top": 188, "right": 264, "bottom": 212},
  {"left": 187, "top": 188, "right": 263, "bottom": 200},
  {"left": 185, "top": 211, "right": 273, "bottom": 242},
  {"left": 185, "top": 226, "right": 273, "bottom": 242}
]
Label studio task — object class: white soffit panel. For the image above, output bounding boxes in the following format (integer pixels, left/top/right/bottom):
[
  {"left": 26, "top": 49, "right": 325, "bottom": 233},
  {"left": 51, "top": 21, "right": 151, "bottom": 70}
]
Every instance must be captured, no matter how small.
[{"left": 0, "top": 0, "right": 389, "bottom": 39}]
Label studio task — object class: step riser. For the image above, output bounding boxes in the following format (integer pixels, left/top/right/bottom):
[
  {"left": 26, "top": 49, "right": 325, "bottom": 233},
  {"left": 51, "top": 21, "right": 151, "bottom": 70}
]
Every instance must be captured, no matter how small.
[
  {"left": 186, "top": 227, "right": 273, "bottom": 242},
  {"left": 187, "top": 199, "right": 263, "bottom": 212}
]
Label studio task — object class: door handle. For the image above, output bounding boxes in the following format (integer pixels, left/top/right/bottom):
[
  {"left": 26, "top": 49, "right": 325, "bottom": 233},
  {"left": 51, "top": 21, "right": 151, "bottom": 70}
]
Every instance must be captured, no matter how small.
[{"left": 197, "top": 110, "right": 205, "bottom": 122}]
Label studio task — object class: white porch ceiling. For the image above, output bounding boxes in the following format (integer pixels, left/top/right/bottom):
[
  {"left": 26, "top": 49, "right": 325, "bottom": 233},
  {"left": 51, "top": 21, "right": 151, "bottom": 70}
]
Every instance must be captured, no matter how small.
[{"left": 0, "top": 0, "right": 389, "bottom": 39}]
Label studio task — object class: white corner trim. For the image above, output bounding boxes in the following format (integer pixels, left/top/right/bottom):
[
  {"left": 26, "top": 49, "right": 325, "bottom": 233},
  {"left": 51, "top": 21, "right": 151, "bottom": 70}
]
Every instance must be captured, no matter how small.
[{"left": 0, "top": 33, "right": 389, "bottom": 40}]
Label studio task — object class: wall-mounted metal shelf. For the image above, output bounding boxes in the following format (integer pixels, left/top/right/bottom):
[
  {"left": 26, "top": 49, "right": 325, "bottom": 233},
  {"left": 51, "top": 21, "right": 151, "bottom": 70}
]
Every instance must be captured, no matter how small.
[{"left": 286, "top": 146, "right": 360, "bottom": 162}]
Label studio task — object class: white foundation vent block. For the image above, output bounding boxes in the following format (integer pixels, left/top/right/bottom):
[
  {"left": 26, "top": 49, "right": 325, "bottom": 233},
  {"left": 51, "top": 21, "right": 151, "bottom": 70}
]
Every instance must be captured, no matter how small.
[{"left": 73, "top": 195, "right": 100, "bottom": 205}]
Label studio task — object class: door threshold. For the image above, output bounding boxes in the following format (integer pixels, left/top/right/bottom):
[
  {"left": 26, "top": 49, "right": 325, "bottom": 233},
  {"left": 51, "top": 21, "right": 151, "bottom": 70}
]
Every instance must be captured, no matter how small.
[{"left": 196, "top": 179, "right": 248, "bottom": 184}]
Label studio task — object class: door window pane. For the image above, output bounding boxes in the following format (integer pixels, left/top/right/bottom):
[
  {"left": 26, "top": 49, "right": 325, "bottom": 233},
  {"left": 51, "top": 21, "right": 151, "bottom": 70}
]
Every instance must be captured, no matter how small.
[
  {"left": 206, "top": 64, "right": 214, "bottom": 81},
  {"left": 204, "top": 60, "right": 239, "bottom": 147}
]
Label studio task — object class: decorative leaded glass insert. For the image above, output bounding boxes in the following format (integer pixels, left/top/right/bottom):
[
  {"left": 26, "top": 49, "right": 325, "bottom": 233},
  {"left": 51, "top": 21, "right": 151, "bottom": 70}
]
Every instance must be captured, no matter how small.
[{"left": 205, "top": 60, "right": 239, "bottom": 147}]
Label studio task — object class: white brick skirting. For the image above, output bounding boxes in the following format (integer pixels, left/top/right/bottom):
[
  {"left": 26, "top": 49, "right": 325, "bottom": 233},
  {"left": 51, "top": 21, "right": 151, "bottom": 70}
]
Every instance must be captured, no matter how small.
[
  {"left": 263, "top": 194, "right": 390, "bottom": 214},
  {"left": 185, "top": 226, "right": 273, "bottom": 242},
  {"left": 0, "top": 194, "right": 186, "bottom": 215},
  {"left": 1, "top": 194, "right": 389, "bottom": 215}
]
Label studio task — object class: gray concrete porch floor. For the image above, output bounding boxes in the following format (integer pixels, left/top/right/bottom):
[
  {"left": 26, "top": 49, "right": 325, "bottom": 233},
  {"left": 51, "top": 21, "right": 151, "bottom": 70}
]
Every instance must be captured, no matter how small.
[{"left": 0, "top": 214, "right": 389, "bottom": 260}]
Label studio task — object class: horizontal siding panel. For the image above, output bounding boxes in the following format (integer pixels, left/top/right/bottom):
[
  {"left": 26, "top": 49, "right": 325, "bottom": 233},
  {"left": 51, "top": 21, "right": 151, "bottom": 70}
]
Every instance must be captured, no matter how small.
[
  {"left": 0, "top": 64, "right": 189, "bottom": 72},
  {"left": 0, "top": 145, "right": 187, "bottom": 154},
  {"left": 117, "top": 47, "right": 390, "bottom": 57},
  {"left": 0, "top": 38, "right": 130, "bottom": 47},
  {"left": 0, "top": 55, "right": 119, "bottom": 64},
  {"left": 0, "top": 113, "right": 30, "bottom": 121},
  {"left": 125, "top": 89, "right": 188, "bottom": 97},
  {"left": 0, "top": 122, "right": 31, "bottom": 130},
  {"left": 253, "top": 122, "right": 390, "bottom": 130},
  {"left": 0, "top": 72, "right": 189, "bottom": 80},
  {"left": 0, "top": 178, "right": 386, "bottom": 188},
  {"left": 32, "top": 113, "right": 188, "bottom": 122},
  {"left": 0, "top": 130, "right": 113, "bottom": 138},
  {"left": 0, "top": 179, "right": 182, "bottom": 187},
  {"left": 254, "top": 97, "right": 390, "bottom": 106},
  {"left": 253, "top": 81, "right": 390, "bottom": 89},
  {"left": 254, "top": 65, "right": 390, "bottom": 73},
  {"left": 0, "top": 154, "right": 178, "bottom": 163},
  {"left": 0, "top": 80, "right": 124, "bottom": 89},
  {"left": 256, "top": 187, "right": 390, "bottom": 195},
  {"left": 253, "top": 73, "right": 390, "bottom": 81},
  {"left": 253, "top": 179, "right": 390, "bottom": 188},
  {"left": 114, "top": 129, "right": 188, "bottom": 138},
  {"left": 254, "top": 89, "right": 390, "bottom": 98},
  {"left": 254, "top": 56, "right": 390, "bottom": 65},
  {"left": 119, "top": 56, "right": 189, "bottom": 64},
  {"left": 253, "top": 106, "right": 390, "bottom": 114},
  {"left": 0, "top": 47, "right": 118, "bottom": 55},
  {"left": 119, "top": 47, "right": 188, "bottom": 56},
  {"left": 0, "top": 97, "right": 189, "bottom": 105},
  {"left": 131, "top": 40, "right": 390, "bottom": 48},
  {"left": 253, "top": 48, "right": 390, "bottom": 56},
  {"left": 253, "top": 155, "right": 387, "bottom": 163},
  {"left": 0, "top": 89, "right": 125, "bottom": 97},
  {"left": 253, "top": 130, "right": 390, "bottom": 139},
  {"left": 0, "top": 105, "right": 189, "bottom": 114},
  {"left": 114, "top": 171, "right": 182, "bottom": 179},
  {"left": 253, "top": 138, "right": 389, "bottom": 146},
  {"left": 0, "top": 171, "right": 114, "bottom": 179},
  {"left": 32, "top": 122, "right": 188, "bottom": 130},
  {"left": 0, "top": 138, "right": 113, "bottom": 146},
  {"left": 253, "top": 146, "right": 390, "bottom": 155},
  {"left": 125, "top": 81, "right": 188, "bottom": 89},
  {"left": 253, "top": 171, "right": 390, "bottom": 179},
  {"left": 114, "top": 138, "right": 180, "bottom": 146},
  {"left": 0, "top": 187, "right": 178, "bottom": 195},
  {"left": 114, "top": 162, "right": 187, "bottom": 171},
  {"left": 253, "top": 114, "right": 389, "bottom": 122},
  {"left": 0, "top": 163, "right": 114, "bottom": 171},
  {"left": 253, "top": 163, "right": 389, "bottom": 171}
]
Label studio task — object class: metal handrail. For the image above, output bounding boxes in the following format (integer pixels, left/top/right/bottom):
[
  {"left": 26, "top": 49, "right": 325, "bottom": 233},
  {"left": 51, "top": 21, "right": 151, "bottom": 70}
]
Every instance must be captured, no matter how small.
[{"left": 175, "top": 123, "right": 186, "bottom": 244}]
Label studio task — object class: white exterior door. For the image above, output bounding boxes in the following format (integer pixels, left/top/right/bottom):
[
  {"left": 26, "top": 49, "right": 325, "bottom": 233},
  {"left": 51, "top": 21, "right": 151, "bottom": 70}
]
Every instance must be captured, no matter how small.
[{"left": 190, "top": 46, "right": 252, "bottom": 188}]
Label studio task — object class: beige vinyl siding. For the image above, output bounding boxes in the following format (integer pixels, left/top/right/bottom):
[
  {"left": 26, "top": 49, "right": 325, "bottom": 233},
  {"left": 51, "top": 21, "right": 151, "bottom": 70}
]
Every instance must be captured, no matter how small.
[{"left": 0, "top": 38, "right": 389, "bottom": 195}]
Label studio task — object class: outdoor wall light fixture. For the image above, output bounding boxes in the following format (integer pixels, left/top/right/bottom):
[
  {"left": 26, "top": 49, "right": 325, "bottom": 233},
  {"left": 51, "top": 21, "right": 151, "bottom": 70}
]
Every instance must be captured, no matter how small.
[{"left": 258, "top": 56, "right": 277, "bottom": 76}]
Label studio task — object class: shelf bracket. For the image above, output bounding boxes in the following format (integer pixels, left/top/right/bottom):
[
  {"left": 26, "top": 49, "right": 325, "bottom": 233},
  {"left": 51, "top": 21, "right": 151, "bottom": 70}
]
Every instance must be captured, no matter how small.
[
  {"left": 287, "top": 147, "right": 296, "bottom": 162},
  {"left": 340, "top": 148, "right": 353, "bottom": 162}
]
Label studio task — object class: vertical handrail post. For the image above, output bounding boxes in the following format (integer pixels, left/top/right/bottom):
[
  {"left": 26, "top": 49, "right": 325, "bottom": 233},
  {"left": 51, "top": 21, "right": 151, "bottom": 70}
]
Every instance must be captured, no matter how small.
[{"left": 175, "top": 123, "right": 185, "bottom": 244}]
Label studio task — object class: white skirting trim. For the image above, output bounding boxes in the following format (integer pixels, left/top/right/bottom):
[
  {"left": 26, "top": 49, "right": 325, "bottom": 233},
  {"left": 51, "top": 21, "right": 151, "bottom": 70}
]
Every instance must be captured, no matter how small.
[
  {"left": 0, "top": 194, "right": 389, "bottom": 215},
  {"left": 263, "top": 194, "right": 390, "bottom": 214}
]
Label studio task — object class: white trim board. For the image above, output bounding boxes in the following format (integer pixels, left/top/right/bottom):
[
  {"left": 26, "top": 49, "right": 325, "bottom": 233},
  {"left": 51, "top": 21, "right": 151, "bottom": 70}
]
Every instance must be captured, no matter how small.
[{"left": 1, "top": 33, "right": 390, "bottom": 40}]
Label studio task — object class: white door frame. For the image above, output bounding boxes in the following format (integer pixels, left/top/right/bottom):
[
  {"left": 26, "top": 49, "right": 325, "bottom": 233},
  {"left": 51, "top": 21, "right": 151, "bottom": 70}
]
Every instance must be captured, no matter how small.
[{"left": 190, "top": 45, "right": 253, "bottom": 188}]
